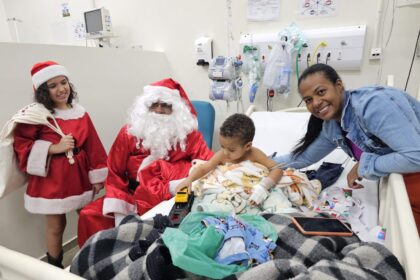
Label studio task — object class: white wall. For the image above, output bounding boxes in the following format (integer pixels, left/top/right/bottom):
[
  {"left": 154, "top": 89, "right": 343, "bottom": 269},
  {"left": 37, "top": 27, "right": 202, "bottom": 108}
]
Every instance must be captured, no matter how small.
[
  {"left": 3, "top": 0, "right": 94, "bottom": 45},
  {"left": 95, "top": 0, "right": 420, "bottom": 147},
  {"left": 2, "top": 1, "right": 420, "bottom": 145},
  {"left": 0, "top": 43, "right": 171, "bottom": 258},
  {"left": 0, "top": 0, "right": 11, "bottom": 41}
]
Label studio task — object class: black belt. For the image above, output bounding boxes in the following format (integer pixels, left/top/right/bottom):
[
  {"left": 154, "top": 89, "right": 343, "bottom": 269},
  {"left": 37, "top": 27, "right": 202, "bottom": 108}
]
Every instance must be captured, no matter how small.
[
  {"left": 128, "top": 178, "right": 140, "bottom": 193},
  {"left": 58, "top": 147, "right": 81, "bottom": 156}
]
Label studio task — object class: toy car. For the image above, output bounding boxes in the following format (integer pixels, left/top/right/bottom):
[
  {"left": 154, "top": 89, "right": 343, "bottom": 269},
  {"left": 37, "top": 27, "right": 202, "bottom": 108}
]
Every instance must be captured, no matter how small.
[{"left": 169, "top": 188, "right": 194, "bottom": 226}]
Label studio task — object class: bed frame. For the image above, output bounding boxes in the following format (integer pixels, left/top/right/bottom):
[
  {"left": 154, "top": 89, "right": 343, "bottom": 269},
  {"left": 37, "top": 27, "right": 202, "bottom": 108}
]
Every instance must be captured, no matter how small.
[
  {"left": 247, "top": 105, "right": 420, "bottom": 280},
  {"left": 0, "top": 246, "right": 84, "bottom": 280},
  {"left": 0, "top": 105, "right": 418, "bottom": 280}
]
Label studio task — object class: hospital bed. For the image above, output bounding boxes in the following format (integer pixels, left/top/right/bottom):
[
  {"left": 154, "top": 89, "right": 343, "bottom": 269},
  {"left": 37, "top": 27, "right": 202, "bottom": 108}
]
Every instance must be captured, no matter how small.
[
  {"left": 0, "top": 246, "right": 84, "bottom": 280},
  {"left": 141, "top": 105, "right": 419, "bottom": 279},
  {"left": 2, "top": 108, "right": 418, "bottom": 280}
]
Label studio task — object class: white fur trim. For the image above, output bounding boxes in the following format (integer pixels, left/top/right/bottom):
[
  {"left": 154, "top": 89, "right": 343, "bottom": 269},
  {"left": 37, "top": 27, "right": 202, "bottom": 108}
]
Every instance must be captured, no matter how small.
[
  {"left": 88, "top": 167, "right": 108, "bottom": 184},
  {"left": 103, "top": 197, "right": 137, "bottom": 216},
  {"left": 32, "top": 65, "right": 69, "bottom": 89},
  {"left": 54, "top": 104, "right": 86, "bottom": 120},
  {"left": 140, "top": 86, "right": 182, "bottom": 108},
  {"left": 137, "top": 154, "right": 159, "bottom": 173},
  {"left": 143, "top": 86, "right": 180, "bottom": 97},
  {"left": 27, "top": 140, "right": 52, "bottom": 177},
  {"left": 114, "top": 213, "right": 125, "bottom": 226},
  {"left": 169, "top": 178, "right": 186, "bottom": 196},
  {"left": 24, "top": 190, "right": 92, "bottom": 214}
]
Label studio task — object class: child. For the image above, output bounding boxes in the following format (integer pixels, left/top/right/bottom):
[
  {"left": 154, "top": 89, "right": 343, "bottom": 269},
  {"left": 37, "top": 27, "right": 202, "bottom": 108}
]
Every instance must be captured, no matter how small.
[
  {"left": 176, "top": 113, "right": 283, "bottom": 206},
  {"left": 12, "top": 61, "right": 108, "bottom": 268}
]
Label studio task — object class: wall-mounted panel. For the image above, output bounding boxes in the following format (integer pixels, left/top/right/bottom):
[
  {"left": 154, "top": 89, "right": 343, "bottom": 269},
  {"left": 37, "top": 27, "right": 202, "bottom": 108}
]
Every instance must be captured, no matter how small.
[{"left": 240, "top": 25, "right": 367, "bottom": 71}]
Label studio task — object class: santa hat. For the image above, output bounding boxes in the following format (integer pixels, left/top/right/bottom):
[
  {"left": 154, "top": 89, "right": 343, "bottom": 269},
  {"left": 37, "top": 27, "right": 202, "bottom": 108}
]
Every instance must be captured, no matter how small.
[
  {"left": 31, "top": 61, "right": 69, "bottom": 89},
  {"left": 142, "top": 78, "right": 197, "bottom": 116}
]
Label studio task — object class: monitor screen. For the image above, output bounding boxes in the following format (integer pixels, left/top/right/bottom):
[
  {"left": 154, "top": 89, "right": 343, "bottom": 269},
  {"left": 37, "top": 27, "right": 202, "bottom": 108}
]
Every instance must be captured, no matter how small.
[{"left": 85, "top": 9, "right": 103, "bottom": 33}]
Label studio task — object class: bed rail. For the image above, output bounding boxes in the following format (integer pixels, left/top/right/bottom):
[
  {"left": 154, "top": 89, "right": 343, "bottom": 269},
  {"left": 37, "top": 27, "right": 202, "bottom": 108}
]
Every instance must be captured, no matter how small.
[
  {"left": 0, "top": 246, "right": 84, "bottom": 280},
  {"left": 379, "top": 174, "right": 420, "bottom": 280}
]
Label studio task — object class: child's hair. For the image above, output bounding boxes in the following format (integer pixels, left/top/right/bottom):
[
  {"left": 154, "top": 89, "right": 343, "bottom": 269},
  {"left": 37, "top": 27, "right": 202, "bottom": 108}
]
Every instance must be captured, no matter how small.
[
  {"left": 293, "top": 63, "right": 342, "bottom": 156},
  {"left": 220, "top": 113, "right": 255, "bottom": 145},
  {"left": 34, "top": 79, "right": 78, "bottom": 113}
]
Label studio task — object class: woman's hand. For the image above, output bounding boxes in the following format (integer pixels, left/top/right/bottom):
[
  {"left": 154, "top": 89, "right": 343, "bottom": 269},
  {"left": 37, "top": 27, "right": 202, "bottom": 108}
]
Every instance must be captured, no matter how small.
[
  {"left": 347, "top": 162, "right": 364, "bottom": 189},
  {"left": 49, "top": 134, "right": 75, "bottom": 154}
]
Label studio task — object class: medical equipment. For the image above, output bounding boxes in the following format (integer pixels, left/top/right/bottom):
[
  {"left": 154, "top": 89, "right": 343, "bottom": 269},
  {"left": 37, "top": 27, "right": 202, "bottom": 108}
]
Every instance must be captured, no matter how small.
[
  {"left": 242, "top": 45, "right": 262, "bottom": 103},
  {"left": 239, "top": 25, "right": 367, "bottom": 71},
  {"left": 262, "top": 36, "right": 292, "bottom": 95},
  {"left": 84, "top": 8, "right": 113, "bottom": 39},
  {"left": 208, "top": 56, "right": 243, "bottom": 105},
  {"left": 208, "top": 56, "right": 241, "bottom": 80},
  {"left": 209, "top": 80, "right": 242, "bottom": 102},
  {"left": 194, "top": 37, "right": 213, "bottom": 66}
]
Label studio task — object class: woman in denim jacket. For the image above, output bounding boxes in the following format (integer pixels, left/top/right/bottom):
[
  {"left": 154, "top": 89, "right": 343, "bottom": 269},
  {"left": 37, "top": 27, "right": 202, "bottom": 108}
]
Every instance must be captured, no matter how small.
[{"left": 274, "top": 63, "right": 420, "bottom": 230}]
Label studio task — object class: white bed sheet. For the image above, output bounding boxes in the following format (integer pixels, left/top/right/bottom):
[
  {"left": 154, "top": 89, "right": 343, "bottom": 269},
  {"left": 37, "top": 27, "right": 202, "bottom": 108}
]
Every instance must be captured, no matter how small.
[
  {"left": 141, "top": 197, "right": 175, "bottom": 220},
  {"left": 251, "top": 111, "right": 379, "bottom": 234}
]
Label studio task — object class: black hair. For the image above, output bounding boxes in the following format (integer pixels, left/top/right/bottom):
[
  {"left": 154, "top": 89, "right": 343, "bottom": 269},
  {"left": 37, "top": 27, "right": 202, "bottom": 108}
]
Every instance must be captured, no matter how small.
[
  {"left": 220, "top": 113, "right": 255, "bottom": 145},
  {"left": 292, "top": 63, "right": 342, "bottom": 156},
  {"left": 34, "top": 78, "right": 77, "bottom": 113}
]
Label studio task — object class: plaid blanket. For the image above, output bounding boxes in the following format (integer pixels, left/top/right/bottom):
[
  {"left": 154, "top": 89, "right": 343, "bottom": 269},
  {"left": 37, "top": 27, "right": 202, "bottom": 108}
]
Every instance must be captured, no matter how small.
[{"left": 70, "top": 214, "right": 405, "bottom": 280}]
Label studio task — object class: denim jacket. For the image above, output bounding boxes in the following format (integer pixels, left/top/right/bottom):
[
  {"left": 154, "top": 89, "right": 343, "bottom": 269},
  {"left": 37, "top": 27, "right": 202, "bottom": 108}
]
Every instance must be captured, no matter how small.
[{"left": 274, "top": 86, "right": 420, "bottom": 180}]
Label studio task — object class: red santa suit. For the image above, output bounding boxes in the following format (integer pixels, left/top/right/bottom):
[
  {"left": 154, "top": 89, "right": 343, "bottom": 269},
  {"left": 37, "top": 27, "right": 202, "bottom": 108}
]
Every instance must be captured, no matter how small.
[
  {"left": 13, "top": 104, "right": 108, "bottom": 214},
  {"left": 78, "top": 78, "right": 213, "bottom": 246}
]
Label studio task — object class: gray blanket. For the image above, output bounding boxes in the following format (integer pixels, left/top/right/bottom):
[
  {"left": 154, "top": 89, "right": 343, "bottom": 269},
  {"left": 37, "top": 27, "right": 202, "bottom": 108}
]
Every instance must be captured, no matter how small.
[{"left": 70, "top": 214, "right": 405, "bottom": 280}]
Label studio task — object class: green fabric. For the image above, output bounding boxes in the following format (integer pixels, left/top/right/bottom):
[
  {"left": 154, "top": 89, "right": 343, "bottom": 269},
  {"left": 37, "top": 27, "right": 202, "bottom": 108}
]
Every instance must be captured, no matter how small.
[
  {"left": 179, "top": 212, "right": 278, "bottom": 241},
  {"left": 162, "top": 212, "right": 277, "bottom": 279}
]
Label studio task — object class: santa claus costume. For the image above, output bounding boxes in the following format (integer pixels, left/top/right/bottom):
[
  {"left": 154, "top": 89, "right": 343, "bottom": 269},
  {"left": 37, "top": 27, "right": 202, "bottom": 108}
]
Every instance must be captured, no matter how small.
[
  {"left": 78, "top": 78, "right": 213, "bottom": 246},
  {"left": 13, "top": 61, "right": 108, "bottom": 215}
]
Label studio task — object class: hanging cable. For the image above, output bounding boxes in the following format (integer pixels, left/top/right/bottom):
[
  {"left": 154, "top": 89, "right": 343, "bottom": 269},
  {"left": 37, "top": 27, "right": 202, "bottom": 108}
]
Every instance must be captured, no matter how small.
[
  {"left": 297, "top": 99, "right": 304, "bottom": 107},
  {"left": 309, "top": 41, "right": 327, "bottom": 65},
  {"left": 385, "top": 0, "right": 396, "bottom": 48},
  {"left": 295, "top": 44, "right": 307, "bottom": 81},
  {"left": 226, "top": 0, "right": 233, "bottom": 57},
  {"left": 376, "top": 0, "right": 390, "bottom": 84},
  {"left": 325, "top": 52, "right": 331, "bottom": 65},
  {"left": 404, "top": 29, "right": 420, "bottom": 91}
]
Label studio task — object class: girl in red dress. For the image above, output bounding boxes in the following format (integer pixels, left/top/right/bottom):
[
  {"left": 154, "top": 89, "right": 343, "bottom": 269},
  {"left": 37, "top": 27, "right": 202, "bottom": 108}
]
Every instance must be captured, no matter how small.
[{"left": 13, "top": 61, "right": 108, "bottom": 267}]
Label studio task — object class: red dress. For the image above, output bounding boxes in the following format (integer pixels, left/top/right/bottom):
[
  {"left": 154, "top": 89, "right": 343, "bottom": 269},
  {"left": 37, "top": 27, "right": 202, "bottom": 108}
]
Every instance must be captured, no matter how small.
[
  {"left": 13, "top": 104, "right": 108, "bottom": 214},
  {"left": 78, "top": 125, "right": 213, "bottom": 246}
]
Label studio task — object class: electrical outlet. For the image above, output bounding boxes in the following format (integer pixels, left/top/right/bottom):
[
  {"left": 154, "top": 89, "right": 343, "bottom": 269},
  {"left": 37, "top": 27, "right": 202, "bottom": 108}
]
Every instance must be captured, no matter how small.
[{"left": 369, "top": 48, "right": 382, "bottom": 60}]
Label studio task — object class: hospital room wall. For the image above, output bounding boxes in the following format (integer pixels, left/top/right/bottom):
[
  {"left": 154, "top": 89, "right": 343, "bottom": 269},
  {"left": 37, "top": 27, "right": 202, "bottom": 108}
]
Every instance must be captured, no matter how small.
[
  {"left": 1, "top": 0, "right": 94, "bottom": 45},
  {"left": 94, "top": 0, "right": 420, "bottom": 147},
  {"left": 0, "top": 42, "right": 171, "bottom": 258},
  {"left": 1, "top": 0, "right": 419, "bottom": 146},
  {"left": 0, "top": 0, "right": 10, "bottom": 41}
]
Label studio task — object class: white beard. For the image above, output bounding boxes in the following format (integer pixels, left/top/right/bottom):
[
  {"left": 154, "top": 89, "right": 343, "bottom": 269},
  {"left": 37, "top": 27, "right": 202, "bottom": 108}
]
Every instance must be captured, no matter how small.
[{"left": 127, "top": 109, "right": 197, "bottom": 163}]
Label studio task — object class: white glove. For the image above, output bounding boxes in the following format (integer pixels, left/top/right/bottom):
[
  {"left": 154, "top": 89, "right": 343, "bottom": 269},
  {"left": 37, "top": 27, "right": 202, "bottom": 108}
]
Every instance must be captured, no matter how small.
[
  {"left": 169, "top": 178, "right": 186, "bottom": 196},
  {"left": 249, "top": 184, "right": 269, "bottom": 205},
  {"left": 114, "top": 213, "right": 126, "bottom": 227}
]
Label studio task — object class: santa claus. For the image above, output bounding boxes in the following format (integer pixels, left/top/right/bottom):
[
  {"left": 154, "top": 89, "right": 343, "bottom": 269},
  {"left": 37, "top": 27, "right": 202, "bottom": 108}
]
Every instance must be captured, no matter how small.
[{"left": 78, "top": 78, "right": 213, "bottom": 246}]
